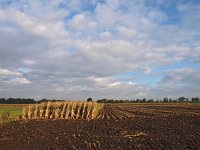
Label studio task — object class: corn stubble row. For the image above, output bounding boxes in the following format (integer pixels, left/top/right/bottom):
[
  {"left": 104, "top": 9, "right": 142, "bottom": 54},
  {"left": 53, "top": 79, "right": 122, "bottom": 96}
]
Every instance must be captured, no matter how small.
[{"left": 22, "top": 102, "right": 104, "bottom": 120}]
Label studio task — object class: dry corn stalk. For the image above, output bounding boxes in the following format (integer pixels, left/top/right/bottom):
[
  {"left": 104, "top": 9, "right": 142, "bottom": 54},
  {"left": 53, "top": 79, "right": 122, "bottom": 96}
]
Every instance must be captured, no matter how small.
[{"left": 22, "top": 101, "right": 104, "bottom": 120}]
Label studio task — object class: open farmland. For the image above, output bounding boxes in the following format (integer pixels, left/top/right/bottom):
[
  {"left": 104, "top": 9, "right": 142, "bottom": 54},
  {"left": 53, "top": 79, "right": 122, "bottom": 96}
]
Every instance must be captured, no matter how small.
[
  {"left": 0, "top": 103, "right": 200, "bottom": 150},
  {"left": 0, "top": 104, "right": 27, "bottom": 123}
]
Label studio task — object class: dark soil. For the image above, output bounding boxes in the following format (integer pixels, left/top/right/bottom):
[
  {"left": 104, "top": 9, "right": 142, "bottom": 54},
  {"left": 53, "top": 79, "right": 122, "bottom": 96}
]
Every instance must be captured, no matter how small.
[{"left": 0, "top": 104, "right": 200, "bottom": 150}]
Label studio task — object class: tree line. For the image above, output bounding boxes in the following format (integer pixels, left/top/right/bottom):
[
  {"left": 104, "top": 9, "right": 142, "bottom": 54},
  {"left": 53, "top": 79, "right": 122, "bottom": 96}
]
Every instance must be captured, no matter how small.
[
  {"left": 0, "top": 98, "right": 66, "bottom": 104},
  {"left": 0, "top": 97, "right": 199, "bottom": 104},
  {"left": 97, "top": 97, "right": 200, "bottom": 103},
  {"left": 0, "top": 98, "right": 35, "bottom": 104}
]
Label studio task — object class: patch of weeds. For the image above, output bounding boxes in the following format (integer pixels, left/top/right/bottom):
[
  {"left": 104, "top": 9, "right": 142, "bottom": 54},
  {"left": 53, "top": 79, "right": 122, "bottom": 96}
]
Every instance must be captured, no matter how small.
[{"left": 0, "top": 111, "right": 10, "bottom": 123}]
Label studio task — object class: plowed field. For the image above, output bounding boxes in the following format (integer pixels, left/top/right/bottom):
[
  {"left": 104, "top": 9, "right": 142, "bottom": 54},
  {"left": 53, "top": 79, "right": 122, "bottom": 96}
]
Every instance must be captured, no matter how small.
[{"left": 0, "top": 103, "right": 200, "bottom": 150}]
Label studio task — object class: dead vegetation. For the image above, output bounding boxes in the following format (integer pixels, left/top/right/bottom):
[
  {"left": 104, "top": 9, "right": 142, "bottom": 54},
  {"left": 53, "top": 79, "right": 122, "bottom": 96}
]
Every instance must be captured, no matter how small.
[
  {"left": 22, "top": 101, "right": 104, "bottom": 120},
  {"left": 0, "top": 111, "right": 10, "bottom": 123}
]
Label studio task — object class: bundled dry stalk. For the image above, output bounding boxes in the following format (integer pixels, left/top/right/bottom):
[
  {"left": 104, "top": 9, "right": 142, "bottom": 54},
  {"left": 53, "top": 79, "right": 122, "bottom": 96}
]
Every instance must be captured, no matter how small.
[
  {"left": 40, "top": 103, "right": 47, "bottom": 119},
  {"left": 34, "top": 104, "right": 40, "bottom": 119},
  {"left": 28, "top": 105, "right": 35, "bottom": 119},
  {"left": 22, "top": 101, "right": 104, "bottom": 120},
  {"left": 92, "top": 103, "right": 104, "bottom": 119},
  {"left": 61, "top": 103, "right": 68, "bottom": 119}
]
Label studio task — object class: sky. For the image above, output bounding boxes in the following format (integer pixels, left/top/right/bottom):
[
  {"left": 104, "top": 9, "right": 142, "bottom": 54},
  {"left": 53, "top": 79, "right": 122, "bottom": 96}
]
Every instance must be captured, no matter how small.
[{"left": 0, "top": 0, "right": 200, "bottom": 100}]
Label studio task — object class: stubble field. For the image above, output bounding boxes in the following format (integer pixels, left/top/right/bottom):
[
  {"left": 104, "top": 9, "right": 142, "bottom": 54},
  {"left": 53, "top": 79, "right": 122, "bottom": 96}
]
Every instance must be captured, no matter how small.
[{"left": 0, "top": 103, "right": 200, "bottom": 150}]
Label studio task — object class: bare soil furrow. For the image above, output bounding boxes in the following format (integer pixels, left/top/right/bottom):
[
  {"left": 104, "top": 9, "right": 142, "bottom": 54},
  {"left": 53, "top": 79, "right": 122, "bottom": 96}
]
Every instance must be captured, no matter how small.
[{"left": 0, "top": 103, "right": 200, "bottom": 150}]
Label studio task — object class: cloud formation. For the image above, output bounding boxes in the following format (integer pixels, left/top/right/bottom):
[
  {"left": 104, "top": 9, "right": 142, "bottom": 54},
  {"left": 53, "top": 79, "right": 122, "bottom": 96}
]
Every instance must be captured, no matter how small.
[{"left": 0, "top": 0, "right": 200, "bottom": 100}]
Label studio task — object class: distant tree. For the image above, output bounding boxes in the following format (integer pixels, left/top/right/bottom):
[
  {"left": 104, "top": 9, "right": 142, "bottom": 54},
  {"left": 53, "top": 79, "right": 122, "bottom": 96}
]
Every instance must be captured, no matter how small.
[
  {"left": 147, "top": 99, "right": 154, "bottom": 103},
  {"left": 98, "top": 99, "right": 109, "bottom": 103},
  {"left": 115, "top": 100, "right": 120, "bottom": 103},
  {"left": 142, "top": 98, "right": 146, "bottom": 103},
  {"left": 124, "top": 100, "right": 129, "bottom": 103},
  {"left": 0, "top": 98, "right": 6, "bottom": 104},
  {"left": 191, "top": 97, "right": 199, "bottom": 103},
  {"left": 178, "top": 97, "right": 186, "bottom": 102},
  {"left": 119, "top": 100, "right": 124, "bottom": 103},
  {"left": 169, "top": 98, "right": 172, "bottom": 102},
  {"left": 0, "top": 98, "right": 35, "bottom": 104},
  {"left": 96, "top": 100, "right": 101, "bottom": 103},
  {"left": 163, "top": 97, "right": 168, "bottom": 102},
  {"left": 87, "top": 97, "right": 93, "bottom": 102},
  {"left": 38, "top": 99, "right": 48, "bottom": 103},
  {"left": 136, "top": 99, "right": 141, "bottom": 103},
  {"left": 130, "top": 100, "right": 135, "bottom": 103},
  {"left": 107, "top": 99, "right": 114, "bottom": 103}
]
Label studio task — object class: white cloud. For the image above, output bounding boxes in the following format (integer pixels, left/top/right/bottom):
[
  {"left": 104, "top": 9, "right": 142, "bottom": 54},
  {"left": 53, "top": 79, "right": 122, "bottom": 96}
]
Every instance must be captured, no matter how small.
[
  {"left": 7, "top": 8, "right": 68, "bottom": 39},
  {"left": 0, "top": 0, "right": 199, "bottom": 99},
  {"left": 159, "top": 68, "right": 200, "bottom": 88},
  {"left": 22, "top": 59, "right": 36, "bottom": 65},
  {"left": 116, "top": 26, "right": 137, "bottom": 38},
  {"left": 14, "top": 78, "right": 31, "bottom": 84},
  {"left": 0, "top": 9, "right": 5, "bottom": 20},
  {"left": 108, "top": 81, "right": 136, "bottom": 87},
  {"left": 0, "top": 68, "right": 31, "bottom": 84},
  {"left": 0, "top": 68, "right": 20, "bottom": 76}
]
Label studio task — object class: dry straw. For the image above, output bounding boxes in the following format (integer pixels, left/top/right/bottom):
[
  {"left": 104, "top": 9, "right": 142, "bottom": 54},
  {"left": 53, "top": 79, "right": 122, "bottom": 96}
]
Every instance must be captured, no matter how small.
[{"left": 22, "top": 101, "right": 104, "bottom": 120}]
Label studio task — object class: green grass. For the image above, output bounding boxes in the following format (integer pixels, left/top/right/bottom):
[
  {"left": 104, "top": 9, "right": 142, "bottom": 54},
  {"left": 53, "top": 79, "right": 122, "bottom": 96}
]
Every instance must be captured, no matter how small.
[{"left": 0, "top": 104, "right": 26, "bottom": 124}]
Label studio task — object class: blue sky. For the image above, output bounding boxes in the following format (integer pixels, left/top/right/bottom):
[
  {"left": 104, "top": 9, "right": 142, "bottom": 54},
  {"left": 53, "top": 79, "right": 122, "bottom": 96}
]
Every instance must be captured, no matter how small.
[{"left": 0, "top": 0, "right": 200, "bottom": 100}]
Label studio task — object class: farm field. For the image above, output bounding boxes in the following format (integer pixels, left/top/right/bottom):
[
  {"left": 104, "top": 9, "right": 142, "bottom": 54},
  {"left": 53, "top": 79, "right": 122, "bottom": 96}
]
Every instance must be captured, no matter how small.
[
  {"left": 0, "top": 104, "right": 27, "bottom": 122},
  {"left": 0, "top": 103, "right": 200, "bottom": 150}
]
